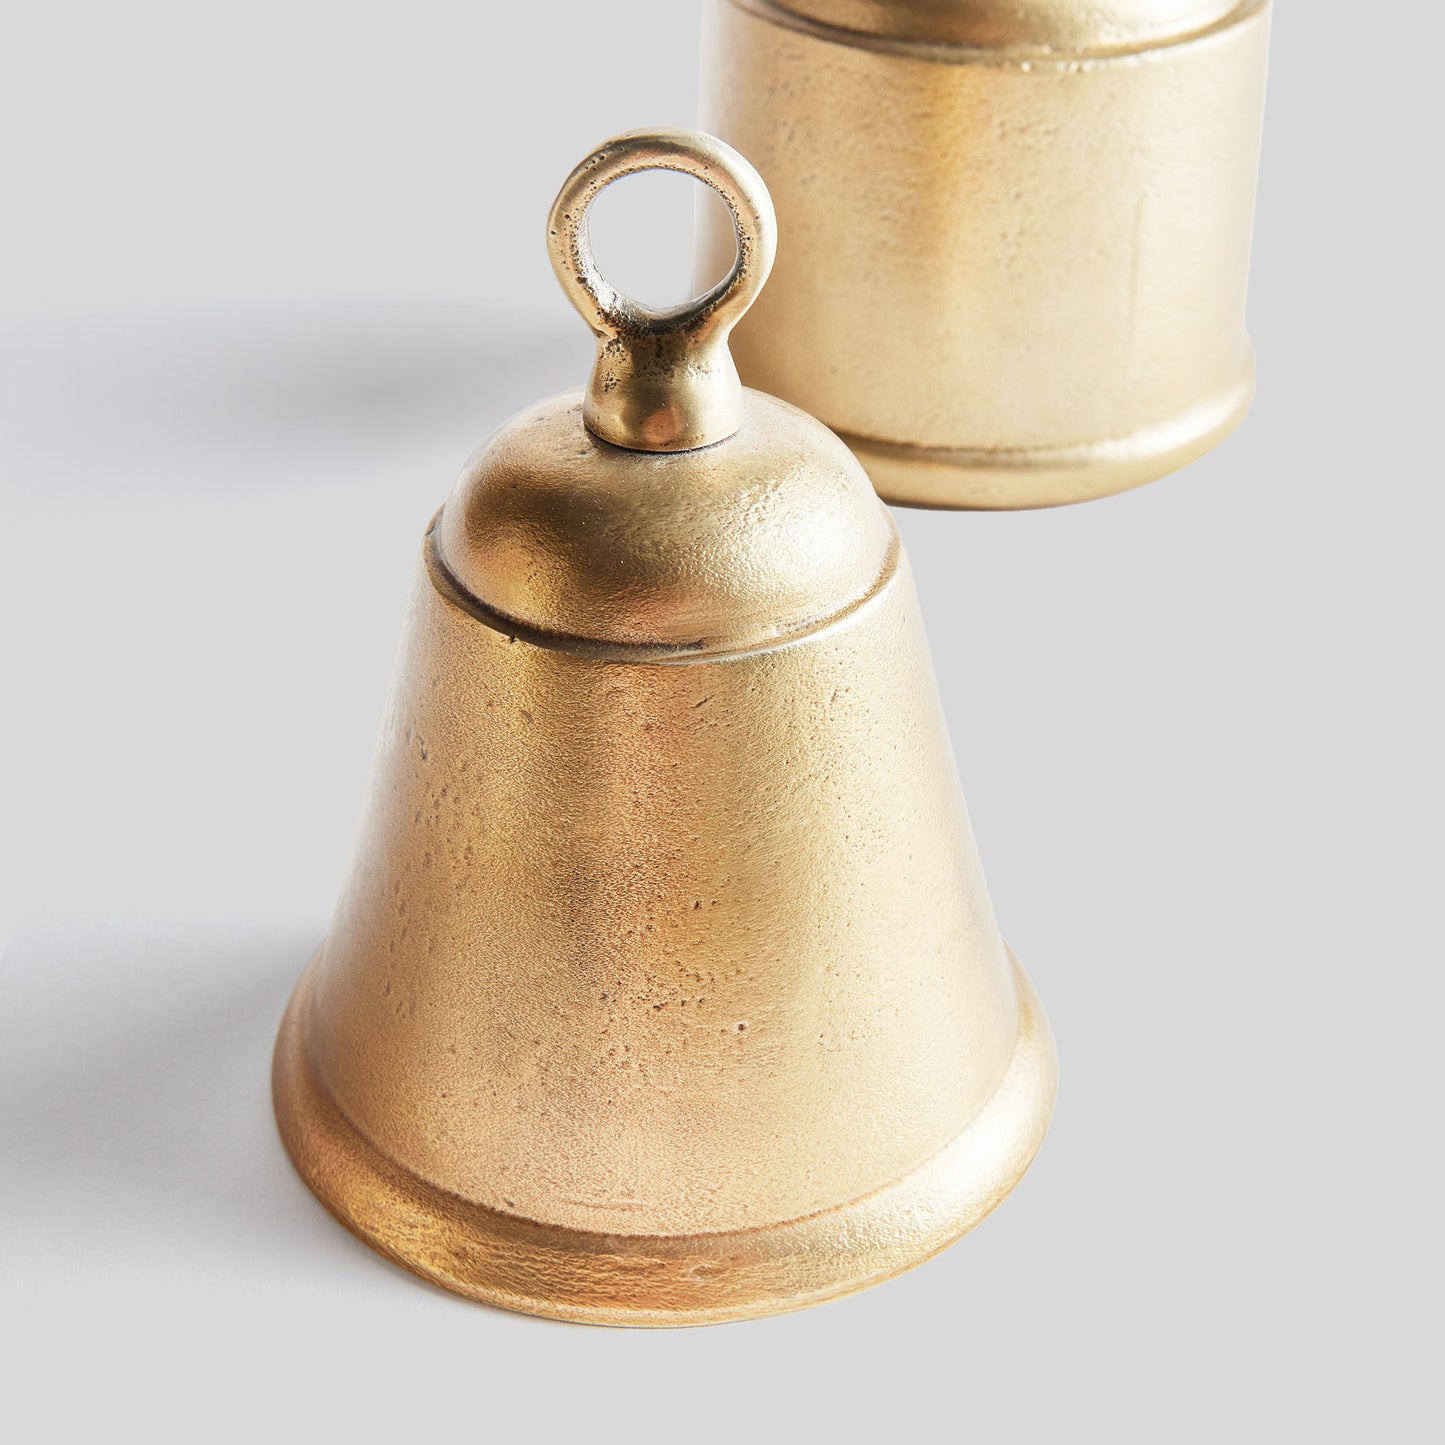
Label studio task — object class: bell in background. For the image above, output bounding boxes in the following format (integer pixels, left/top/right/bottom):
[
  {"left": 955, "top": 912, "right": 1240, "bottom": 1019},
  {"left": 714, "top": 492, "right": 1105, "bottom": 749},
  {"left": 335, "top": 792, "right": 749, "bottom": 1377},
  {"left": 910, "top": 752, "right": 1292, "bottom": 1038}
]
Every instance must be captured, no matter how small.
[
  {"left": 273, "top": 129, "right": 1056, "bottom": 1325},
  {"left": 699, "top": 1, "right": 1271, "bottom": 509}
]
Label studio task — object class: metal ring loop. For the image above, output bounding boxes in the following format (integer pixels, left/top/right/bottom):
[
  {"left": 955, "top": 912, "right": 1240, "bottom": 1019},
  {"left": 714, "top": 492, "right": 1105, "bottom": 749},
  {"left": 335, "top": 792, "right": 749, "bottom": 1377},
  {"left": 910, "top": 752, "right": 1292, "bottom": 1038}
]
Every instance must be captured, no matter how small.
[{"left": 547, "top": 128, "right": 776, "bottom": 346}]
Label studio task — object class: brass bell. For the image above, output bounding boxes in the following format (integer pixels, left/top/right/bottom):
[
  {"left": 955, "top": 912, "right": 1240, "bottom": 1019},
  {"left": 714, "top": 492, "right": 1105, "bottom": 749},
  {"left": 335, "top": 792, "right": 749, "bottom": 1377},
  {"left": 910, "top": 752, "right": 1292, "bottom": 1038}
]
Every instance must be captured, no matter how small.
[
  {"left": 273, "top": 128, "right": 1056, "bottom": 1325},
  {"left": 699, "top": 1, "right": 1272, "bottom": 508}
]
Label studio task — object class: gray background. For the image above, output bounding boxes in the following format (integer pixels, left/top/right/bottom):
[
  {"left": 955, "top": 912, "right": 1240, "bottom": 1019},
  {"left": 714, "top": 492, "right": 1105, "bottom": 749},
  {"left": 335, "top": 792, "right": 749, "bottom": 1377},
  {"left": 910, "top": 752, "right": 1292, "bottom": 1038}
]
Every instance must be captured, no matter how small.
[{"left": 1, "top": 3, "right": 1438, "bottom": 1440}]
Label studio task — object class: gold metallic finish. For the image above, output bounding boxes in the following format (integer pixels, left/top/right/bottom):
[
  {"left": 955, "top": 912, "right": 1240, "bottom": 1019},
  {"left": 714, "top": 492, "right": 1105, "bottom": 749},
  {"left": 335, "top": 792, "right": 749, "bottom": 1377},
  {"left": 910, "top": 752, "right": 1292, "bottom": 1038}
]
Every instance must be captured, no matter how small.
[
  {"left": 274, "top": 129, "right": 1056, "bottom": 1324},
  {"left": 732, "top": 0, "right": 1247, "bottom": 52},
  {"left": 699, "top": 0, "right": 1271, "bottom": 508},
  {"left": 435, "top": 391, "right": 893, "bottom": 658},
  {"left": 274, "top": 948, "right": 1054, "bottom": 1326},
  {"left": 548, "top": 128, "right": 775, "bottom": 453}
]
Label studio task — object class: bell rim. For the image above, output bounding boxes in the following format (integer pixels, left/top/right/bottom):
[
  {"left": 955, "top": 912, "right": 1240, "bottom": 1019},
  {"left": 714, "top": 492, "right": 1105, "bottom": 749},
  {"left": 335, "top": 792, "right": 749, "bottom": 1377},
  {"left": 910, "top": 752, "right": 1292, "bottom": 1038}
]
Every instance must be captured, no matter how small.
[
  {"left": 724, "top": 0, "right": 1269, "bottom": 67},
  {"left": 843, "top": 357, "right": 1256, "bottom": 510},
  {"left": 272, "top": 950, "right": 1057, "bottom": 1327}
]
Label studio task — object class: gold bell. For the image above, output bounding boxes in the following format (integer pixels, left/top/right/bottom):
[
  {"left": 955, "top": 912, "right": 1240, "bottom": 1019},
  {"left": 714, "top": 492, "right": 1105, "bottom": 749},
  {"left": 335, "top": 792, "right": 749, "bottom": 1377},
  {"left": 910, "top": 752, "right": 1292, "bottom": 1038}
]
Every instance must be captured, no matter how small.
[
  {"left": 699, "top": 1, "right": 1272, "bottom": 508},
  {"left": 273, "top": 128, "right": 1056, "bottom": 1325}
]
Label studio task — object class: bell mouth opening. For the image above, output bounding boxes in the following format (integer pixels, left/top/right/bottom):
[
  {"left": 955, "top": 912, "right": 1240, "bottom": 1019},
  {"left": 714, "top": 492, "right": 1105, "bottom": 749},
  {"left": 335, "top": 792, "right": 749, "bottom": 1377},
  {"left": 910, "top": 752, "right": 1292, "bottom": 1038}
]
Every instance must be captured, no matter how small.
[{"left": 272, "top": 950, "right": 1055, "bottom": 1326}]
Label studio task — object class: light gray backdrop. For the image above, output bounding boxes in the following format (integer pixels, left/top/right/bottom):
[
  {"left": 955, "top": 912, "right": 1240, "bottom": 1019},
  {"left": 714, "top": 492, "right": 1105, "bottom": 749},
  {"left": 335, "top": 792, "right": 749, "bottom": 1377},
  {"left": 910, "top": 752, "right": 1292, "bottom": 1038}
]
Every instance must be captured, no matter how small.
[{"left": 1, "top": 3, "right": 1437, "bottom": 1441}]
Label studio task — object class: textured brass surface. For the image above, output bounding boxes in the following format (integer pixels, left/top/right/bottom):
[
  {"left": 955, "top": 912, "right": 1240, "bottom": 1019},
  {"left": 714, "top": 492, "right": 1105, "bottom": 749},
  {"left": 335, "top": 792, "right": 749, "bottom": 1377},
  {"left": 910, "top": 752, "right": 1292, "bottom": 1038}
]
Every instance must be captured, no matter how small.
[
  {"left": 436, "top": 392, "right": 894, "bottom": 657},
  {"left": 699, "top": 0, "right": 1270, "bottom": 508},
  {"left": 273, "top": 130, "right": 1056, "bottom": 1323},
  {"left": 275, "top": 947, "right": 1054, "bottom": 1326}
]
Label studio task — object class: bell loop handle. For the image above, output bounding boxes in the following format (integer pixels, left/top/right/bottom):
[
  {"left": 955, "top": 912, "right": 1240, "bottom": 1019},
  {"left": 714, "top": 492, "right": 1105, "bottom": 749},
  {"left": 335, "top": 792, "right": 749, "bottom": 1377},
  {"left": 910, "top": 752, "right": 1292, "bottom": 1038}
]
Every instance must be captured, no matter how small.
[{"left": 547, "top": 128, "right": 777, "bottom": 454}]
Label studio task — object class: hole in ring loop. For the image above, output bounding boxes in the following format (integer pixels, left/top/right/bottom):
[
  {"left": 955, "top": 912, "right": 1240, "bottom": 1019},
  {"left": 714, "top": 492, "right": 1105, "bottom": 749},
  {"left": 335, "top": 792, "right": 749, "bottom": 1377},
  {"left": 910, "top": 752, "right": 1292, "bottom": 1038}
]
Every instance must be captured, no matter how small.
[{"left": 585, "top": 170, "right": 738, "bottom": 314}]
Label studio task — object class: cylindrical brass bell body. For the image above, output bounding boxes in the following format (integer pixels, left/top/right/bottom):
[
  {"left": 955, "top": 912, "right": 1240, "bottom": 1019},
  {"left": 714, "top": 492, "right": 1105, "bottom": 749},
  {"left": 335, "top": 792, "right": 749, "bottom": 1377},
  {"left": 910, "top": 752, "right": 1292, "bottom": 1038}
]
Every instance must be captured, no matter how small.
[
  {"left": 274, "top": 131, "right": 1056, "bottom": 1325},
  {"left": 698, "top": 1, "right": 1271, "bottom": 508}
]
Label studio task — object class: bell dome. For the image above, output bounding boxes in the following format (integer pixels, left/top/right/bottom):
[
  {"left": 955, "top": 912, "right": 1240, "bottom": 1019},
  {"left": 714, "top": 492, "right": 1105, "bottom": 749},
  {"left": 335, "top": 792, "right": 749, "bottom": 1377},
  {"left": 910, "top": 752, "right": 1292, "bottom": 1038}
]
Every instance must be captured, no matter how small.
[{"left": 435, "top": 389, "right": 895, "bottom": 658}]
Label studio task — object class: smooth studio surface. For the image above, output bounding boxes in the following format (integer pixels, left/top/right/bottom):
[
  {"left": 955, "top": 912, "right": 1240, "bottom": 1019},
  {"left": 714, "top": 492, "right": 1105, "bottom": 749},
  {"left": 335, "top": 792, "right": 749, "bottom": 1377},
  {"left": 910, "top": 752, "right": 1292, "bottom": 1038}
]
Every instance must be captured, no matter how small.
[{"left": 0, "top": 1, "right": 1437, "bottom": 1439}]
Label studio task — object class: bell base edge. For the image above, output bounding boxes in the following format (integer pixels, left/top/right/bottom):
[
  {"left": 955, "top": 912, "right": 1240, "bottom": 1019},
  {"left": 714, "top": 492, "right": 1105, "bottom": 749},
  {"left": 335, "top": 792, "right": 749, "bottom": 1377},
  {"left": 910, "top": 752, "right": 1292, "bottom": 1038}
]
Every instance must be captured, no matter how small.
[
  {"left": 272, "top": 951, "right": 1056, "bottom": 1327},
  {"left": 850, "top": 358, "right": 1255, "bottom": 510}
]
